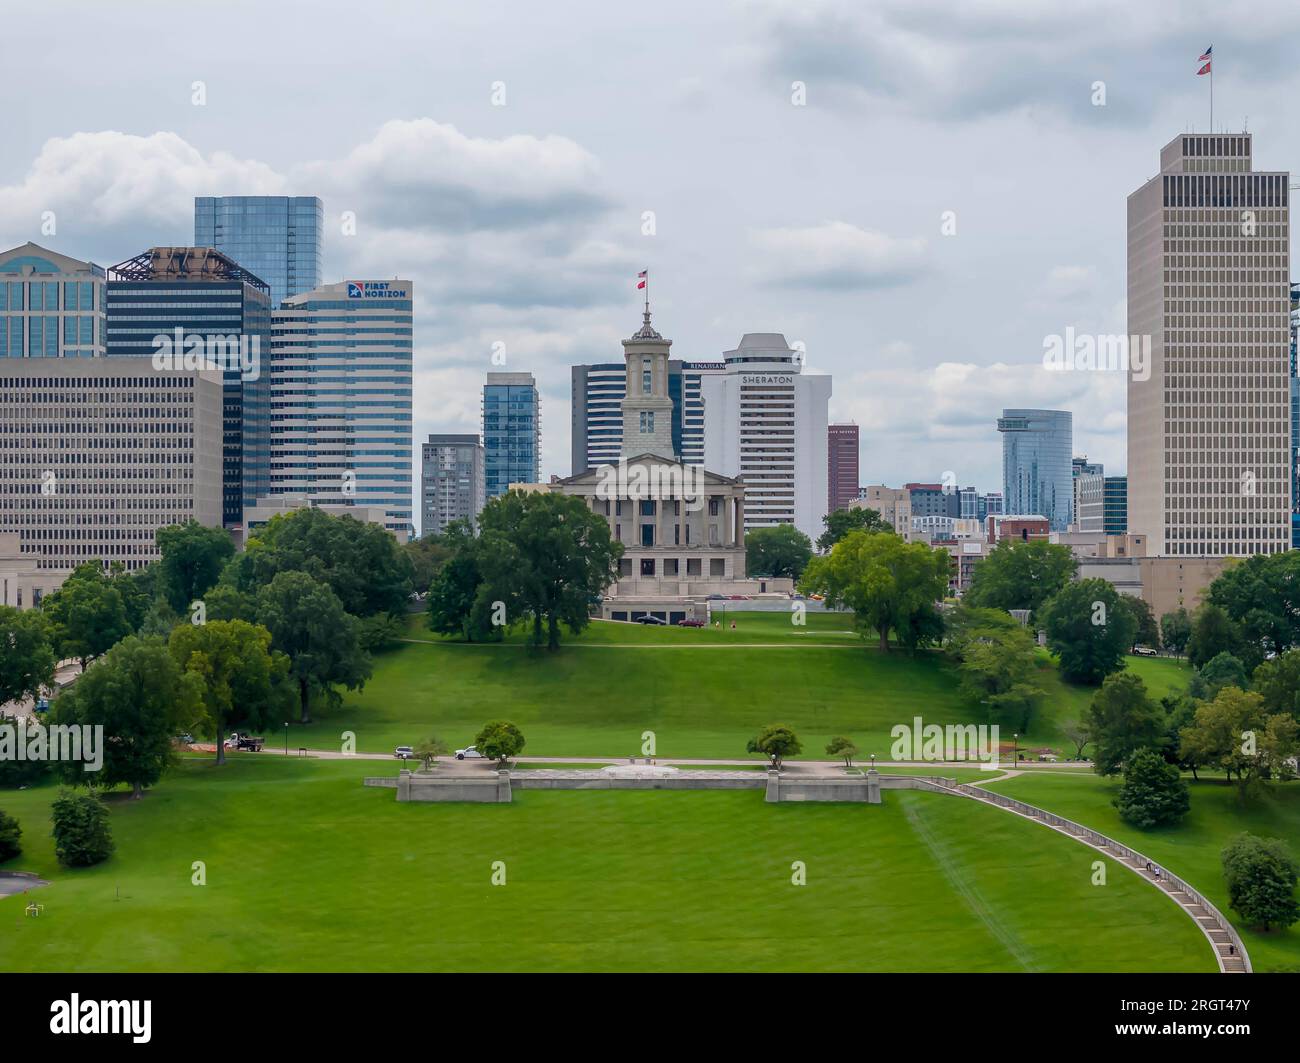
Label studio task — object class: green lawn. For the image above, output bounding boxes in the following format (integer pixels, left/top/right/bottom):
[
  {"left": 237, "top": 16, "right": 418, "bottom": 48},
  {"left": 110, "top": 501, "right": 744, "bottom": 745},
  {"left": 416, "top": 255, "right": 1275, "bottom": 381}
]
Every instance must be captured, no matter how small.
[
  {"left": 986, "top": 771, "right": 1300, "bottom": 972},
  {"left": 289, "top": 614, "right": 1187, "bottom": 762},
  {"left": 0, "top": 757, "right": 1213, "bottom": 972}
]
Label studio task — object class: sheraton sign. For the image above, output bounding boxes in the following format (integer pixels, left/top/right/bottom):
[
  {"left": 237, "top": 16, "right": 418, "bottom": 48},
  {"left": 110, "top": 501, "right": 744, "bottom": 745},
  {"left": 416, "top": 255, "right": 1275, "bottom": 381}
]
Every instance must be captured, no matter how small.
[{"left": 740, "top": 374, "right": 793, "bottom": 385}]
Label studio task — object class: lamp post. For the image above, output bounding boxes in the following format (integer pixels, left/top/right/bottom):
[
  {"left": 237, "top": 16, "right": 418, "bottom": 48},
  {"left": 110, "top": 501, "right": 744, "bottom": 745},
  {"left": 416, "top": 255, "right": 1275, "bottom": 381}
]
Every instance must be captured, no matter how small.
[
  {"left": 285, "top": 722, "right": 290, "bottom": 757},
  {"left": 869, "top": 752, "right": 876, "bottom": 771},
  {"left": 1013, "top": 732, "right": 1019, "bottom": 766}
]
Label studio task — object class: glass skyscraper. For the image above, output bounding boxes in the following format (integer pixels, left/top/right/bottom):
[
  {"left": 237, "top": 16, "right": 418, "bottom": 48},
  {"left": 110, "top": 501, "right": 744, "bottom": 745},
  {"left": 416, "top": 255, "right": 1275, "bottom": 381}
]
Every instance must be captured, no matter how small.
[
  {"left": 483, "top": 372, "right": 540, "bottom": 498},
  {"left": 105, "top": 247, "right": 271, "bottom": 529},
  {"left": 194, "top": 196, "right": 323, "bottom": 308},
  {"left": 0, "top": 242, "right": 105, "bottom": 358},
  {"left": 997, "top": 408, "right": 1073, "bottom": 531},
  {"left": 269, "top": 280, "right": 414, "bottom": 539}
]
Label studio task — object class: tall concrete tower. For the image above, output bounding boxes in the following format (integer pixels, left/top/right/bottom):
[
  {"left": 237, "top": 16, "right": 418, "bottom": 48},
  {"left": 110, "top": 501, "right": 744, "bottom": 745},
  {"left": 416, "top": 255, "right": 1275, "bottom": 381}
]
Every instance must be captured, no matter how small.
[{"left": 620, "top": 308, "right": 675, "bottom": 460}]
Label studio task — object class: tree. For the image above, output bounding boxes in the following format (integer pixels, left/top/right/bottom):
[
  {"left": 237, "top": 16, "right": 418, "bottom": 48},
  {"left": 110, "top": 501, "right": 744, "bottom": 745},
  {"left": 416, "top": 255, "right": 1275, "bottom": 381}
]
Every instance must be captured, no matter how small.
[
  {"left": 1087, "top": 672, "right": 1164, "bottom": 775},
  {"left": 1221, "top": 833, "right": 1300, "bottom": 931},
  {"left": 0, "top": 606, "right": 56, "bottom": 709},
  {"left": 1207, "top": 551, "right": 1300, "bottom": 667},
  {"left": 1040, "top": 580, "right": 1137, "bottom": 685},
  {"left": 108, "top": 562, "right": 155, "bottom": 633},
  {"left": 963, "top": 540, "right": 1077, "bottom": 616},
  {"left": 1059, "top": 719, "right": 1092, "bottom": 760},
  {"left": 223, "top": 507, "right": 412, "bottom": 619},
  {"left": 255, "top": 572, "right": 370, "bottom": 725},
  {"left": 1186, "top": 603, "right": 1243, "bottom": 671},
  {"left": 747, "top": 723, "right": 802, "bottom": 769},
  {"left": 817, "top": 507, "right": 892, "bottom": 552},
  {"left": 1200, "top": 652, "right": 1249, "bottom": 698},
  {"left": 1161, "top": 692, "right": 1204, "bottom": 779},
  {"left": 825, "top": 736, "right": 858, "bottom": 767},
  {"left": 427, "top": 552, "right": 492, "bottom": 642},
  {"left": 1113, "top": 748, "right": 1189, "bottom": 829},
  {"left": 1251, "top": 649, "right": 1300, "bottom": 719},
  {"left": 1117, "top": 595, "right": 1160, "bottom": 651},
  {"left": 404, "top": 535, "right": 454, "bottom": 595},
  {"left": 169, "top": 620, "right": 294, "bottom": 765},
  {"left": 414, "top": 736, "right": 449, "bottom": 772},
  {"left": 0, "top": 716, "right": 48, "bottom": 789},
  {"left": 0, "top": 809, "right": 20, "bottom": 862},
  {"left": 746, "top": 524, "right": 813, "bottom": 581},
  {"left": 474, "top": 720, "right": 525, "bottom": 766},
  {"left": 947, "top": 608, "right": 1045, "bottom": 731},
  {"left": 51, "top": 635, "right": 204, "bottom": 797},
  {"left": 155, "top": 521, "right": 235, "bottom": 614},
  {"left": 51, "top": 789, "right": 113, "bottom": 867},
  {"left": 1177, "top": 687, "right": 1295, "bottom": 800},
  {"left": 475, "top": 491, "right": 621, "bottom": 650},
  {"left": 800, "top": 531, "right": 948, "bottom": 652},
  {"left": 1159, "top": 607, "right": 1192, "bottom": 657},
  {"left": 356, "top": 613, "right": 406, "bottom": 652},
  {"left": 42, "top": 575, "right": 131, "bottom": 670}
]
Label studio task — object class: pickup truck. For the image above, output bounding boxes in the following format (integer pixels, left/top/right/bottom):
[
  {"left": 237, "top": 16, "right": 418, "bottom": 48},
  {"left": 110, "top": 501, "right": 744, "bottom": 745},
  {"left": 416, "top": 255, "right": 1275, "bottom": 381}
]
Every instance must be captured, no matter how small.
[{"left": 224, "top": 732, "right": 265, "bottom": 752}]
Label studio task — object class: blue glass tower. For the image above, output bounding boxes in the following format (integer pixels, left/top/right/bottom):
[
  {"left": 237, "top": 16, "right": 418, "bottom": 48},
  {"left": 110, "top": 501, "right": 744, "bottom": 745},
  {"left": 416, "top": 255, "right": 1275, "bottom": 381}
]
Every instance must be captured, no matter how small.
[
  {"left": 997, "top": 409, "right": 1073, "bottom": 531},
  {"left": 194, "top": 196, "right": 323, "bottom": 308},
  {"left": 483, "top": 373, "right": 540, "bottom": 498}
]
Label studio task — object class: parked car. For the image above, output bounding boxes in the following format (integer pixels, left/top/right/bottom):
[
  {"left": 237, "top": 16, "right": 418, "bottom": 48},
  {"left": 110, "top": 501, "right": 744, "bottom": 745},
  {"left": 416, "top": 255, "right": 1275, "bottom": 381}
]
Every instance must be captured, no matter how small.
[
  {"left": 175, "top": 733, "right": 195, "bottom": 746},
  {"left": 455, "top": 745, "right": 484, "bottom": 760},
  {"left": 706, "top": 593, "right": 726, "bottom": 600},
  {"left": 727, "top": 595, "right": 750, "bottom": 601},
  {"left": 1132, "top": 645, "right": 1159, "bottom": 657},
  {"left": 394, "top": 745, "right": 416, "bottom": 760},
  {"left": 636, "top": 614, "right": 668, "bottom": 625},
  {"left": 677, "top": 618, "right": 706, "bottom": 627},
  {"left": 224, "top": 732, "right": 264, "bottom": 752},
  {"left": 34, "top": 697, "right": 49, "bottom": 714}
]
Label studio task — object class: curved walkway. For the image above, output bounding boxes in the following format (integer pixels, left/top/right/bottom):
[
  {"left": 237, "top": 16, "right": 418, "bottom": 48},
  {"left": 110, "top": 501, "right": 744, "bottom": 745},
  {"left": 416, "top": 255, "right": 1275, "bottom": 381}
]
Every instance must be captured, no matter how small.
[{"left": 913, "top": 775, "right": 1249, "bottom": 973}]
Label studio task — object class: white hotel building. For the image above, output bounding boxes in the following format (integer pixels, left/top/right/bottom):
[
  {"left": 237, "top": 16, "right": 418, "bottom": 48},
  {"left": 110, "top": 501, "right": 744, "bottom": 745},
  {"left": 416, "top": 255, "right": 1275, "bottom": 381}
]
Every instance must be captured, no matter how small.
[
  {"left": 702, "top": 333, "right": 831, "bottom": 541},
  {"left": 267, "top": 280, "right": 413, "bottom": 540}
]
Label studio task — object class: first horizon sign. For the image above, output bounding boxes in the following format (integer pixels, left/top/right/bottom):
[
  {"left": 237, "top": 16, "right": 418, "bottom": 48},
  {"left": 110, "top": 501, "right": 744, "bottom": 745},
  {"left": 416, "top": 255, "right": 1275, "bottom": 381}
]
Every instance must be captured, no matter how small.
[{"left": 347, "top": 281, "right": 405, "bottom": 299}]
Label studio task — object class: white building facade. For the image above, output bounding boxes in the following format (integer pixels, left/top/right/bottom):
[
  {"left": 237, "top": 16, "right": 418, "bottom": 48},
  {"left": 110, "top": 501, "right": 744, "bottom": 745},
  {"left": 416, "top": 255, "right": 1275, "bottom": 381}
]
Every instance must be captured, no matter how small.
[{"left": 701, "top": 333, "right": 830, "bottom": 542}]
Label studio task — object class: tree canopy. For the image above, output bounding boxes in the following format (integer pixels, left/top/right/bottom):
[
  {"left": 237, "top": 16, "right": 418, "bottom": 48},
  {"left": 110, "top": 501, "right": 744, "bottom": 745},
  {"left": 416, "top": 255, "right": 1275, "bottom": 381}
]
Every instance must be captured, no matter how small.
[
  {"left": 1040, "top": 579, "right": 1137, "bottom": 685},
  {"left": 155, "top": 520, "right": 235, "bottom": 614},
  {"left": 962, "top": 540, "right": 1076, "bottom": 616},
  {"left": 0, "top": 606, "right": 55, "bottom": 708},
  {"left": 745, "top": 523, "right": 813, "bottom": 581},
  {"left": 816, "top": 507, "right": 892, "bottom": 553},
  {"left": 1087, "top": 671, "right": 1164, "bottom": 775}
]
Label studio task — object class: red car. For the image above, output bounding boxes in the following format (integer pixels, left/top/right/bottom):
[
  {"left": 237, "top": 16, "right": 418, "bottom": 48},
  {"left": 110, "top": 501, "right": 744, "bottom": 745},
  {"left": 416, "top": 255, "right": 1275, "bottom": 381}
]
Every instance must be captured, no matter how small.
[{"left": 677, "top": 618, "right": 706, "bottom": 627}]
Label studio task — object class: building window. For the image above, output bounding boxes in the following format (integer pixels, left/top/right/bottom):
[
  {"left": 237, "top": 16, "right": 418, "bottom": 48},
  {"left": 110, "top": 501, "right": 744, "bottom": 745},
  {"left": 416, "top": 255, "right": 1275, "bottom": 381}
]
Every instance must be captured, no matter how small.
[
  {"left": 665, "top": 558, "right": 679, "bottom": 576},
  {"left": 640, "top": 558, "right": 655, "bottom": 577},
  {"left": 639, "top": 410, "right": 654, "bottom": 433},
  {"left": 686, "top": 558, "right": 701, "bottom": 576},
  {"left": 643, "top": 369, "right": 652, "bottom": 392},
  {"left": 640, "top": 499, "right": 655, "bottom": 516},
  {"left": 641, "top": 524, "right": 654, "bottom": 547},
  {"left": 710, "top": 558, "right": 726, "bottom": 577}
]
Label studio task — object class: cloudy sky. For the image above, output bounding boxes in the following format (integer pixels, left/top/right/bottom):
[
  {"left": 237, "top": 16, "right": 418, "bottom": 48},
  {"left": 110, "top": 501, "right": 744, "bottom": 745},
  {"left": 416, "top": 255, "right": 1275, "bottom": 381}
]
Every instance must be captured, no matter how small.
[{"left": 4, "top": 0, "right": 1299, "bottom": 503}]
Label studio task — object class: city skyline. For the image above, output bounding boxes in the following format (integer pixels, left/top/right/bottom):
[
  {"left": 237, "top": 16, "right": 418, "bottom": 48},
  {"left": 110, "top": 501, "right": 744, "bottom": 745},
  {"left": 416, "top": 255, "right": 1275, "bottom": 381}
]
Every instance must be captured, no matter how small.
[{"left": 7, "top": 3, "right": 1299, "bottom": 497}]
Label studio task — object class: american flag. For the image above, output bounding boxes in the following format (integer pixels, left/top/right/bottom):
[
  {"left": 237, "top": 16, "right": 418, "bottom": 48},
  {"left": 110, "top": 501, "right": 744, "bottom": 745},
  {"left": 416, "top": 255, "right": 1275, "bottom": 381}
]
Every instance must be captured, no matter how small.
[{"left": 1197, "top": 45, "right": 1212, "bottom": 76}]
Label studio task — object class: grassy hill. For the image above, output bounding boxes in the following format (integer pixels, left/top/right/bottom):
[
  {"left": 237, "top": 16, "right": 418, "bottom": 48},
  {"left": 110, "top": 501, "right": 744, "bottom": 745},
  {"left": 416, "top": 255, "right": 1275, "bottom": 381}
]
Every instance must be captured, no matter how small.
[
  {"left": 282, "top": 611, "right": 1194, "bottom": 762},
  {"left": 0, "top": 756, "right": 1213, "bottom": 972},
  {"left": 987, "top": 771, "right": 1300, "bottom": 973}
]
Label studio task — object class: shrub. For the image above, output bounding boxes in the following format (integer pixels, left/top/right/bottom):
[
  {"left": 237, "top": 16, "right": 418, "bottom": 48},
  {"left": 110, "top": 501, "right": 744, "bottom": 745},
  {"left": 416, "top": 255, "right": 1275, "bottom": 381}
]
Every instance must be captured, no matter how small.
[{"left": 51, "top": 789, "right": 113, "bottom": 868}]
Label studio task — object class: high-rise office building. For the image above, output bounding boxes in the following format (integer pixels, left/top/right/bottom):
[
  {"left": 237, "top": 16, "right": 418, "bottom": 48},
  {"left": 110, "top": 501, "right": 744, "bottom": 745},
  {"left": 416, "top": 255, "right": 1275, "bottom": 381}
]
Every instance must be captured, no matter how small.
[
  {"left": 1291, "top": 282, "right": 1299, "bottom": 547},
  {"left": 1104, "top": 475, "right": 1128, "bottom": 535},
  {"left": 1128, "top": 132, "right": 1290, "bottom": 556},
  {"left": 827, "top": 423, "right": 859, "bottom": 514},
  {"left": 906, "top": 482, "right": 960, "bottom": 519},
  {"left": 1075, "top": 471, "right": 1105, "bottom": 532},
  {"left": 702, "top": 333, "right": 831, "bottom": 541},
  {"left": 269, "top": 280, "right": 413, "bottom": 539},
  {"left": 421, "top": 433, "right": 484, "bottom": 536},
  {"left": 0, "top": 358, "right": 223, "bottom": 607},
  {"left": 998, "top": 409, "right": 1073, "bottom": 531},
  {"left": 483, "top": 372, "right": 539, "bottom": 497},
  {"left": 194, "top": 196, "right": 323, "bottom": 308},
  {"left": 570, "top": 359, "right": 724, "bottom": 473},
  {"left": 106, "top": 247, "right": 271, "bottom": 529},
  {"left": 979, "top": 492, "right": 1004, "bottom": 521},
  {"left": 0, "top": 242, "right": 105, "bottom": 358}
]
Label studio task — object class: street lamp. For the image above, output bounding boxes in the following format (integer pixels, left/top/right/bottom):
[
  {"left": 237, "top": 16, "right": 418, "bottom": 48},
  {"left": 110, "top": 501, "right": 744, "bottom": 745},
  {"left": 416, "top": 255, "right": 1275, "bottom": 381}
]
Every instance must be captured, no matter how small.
[
  {"left": 1013, "top": 732, "right": 1019, "bottom": 766},
  {"left": 869, "top": 752, "right": 876, "bottom": 771},
  {"left": 285, "top": 722, "right": 290, "bottom": 757}
]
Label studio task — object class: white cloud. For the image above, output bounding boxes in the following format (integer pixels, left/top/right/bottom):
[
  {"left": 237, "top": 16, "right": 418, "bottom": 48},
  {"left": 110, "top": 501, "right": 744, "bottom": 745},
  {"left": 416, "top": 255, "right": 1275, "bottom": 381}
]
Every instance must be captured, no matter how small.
[{"left": 747, "top": 221, "right": 927, "bottom": 289}]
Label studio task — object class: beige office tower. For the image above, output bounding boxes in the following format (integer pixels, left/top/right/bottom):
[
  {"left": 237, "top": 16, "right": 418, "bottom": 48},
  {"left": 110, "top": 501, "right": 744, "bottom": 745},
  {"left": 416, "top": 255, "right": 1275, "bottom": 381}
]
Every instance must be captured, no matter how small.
[{"left": 1127, "top": 133, "right": 1291, "bottom": 557}]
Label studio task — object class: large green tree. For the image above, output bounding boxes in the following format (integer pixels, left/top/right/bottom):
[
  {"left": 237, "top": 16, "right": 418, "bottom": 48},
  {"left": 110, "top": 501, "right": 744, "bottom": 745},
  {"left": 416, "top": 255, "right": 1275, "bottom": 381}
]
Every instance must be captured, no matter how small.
[
  {"left": 1199, "top": 652, "right": 1249, "bottom": 698},
  {"left": 255, "top": 572, "right": 371, "bottom": 724},
  {"left": 816, "top": 507, "right": 892, "bottom": 553},
  {"left": 169, "top": 619, "right": 294, "bottom": 764},
  {"left": 1221, "top": 833, "right": 1300, "bottom": 931},
  {"left": 1087, "top": 671, "right": 1165, "bottom": 775},
  {"left": 404, "top": 534, "right": 454, "bottom": 595},
  {"left": 1186, "top": 603, "right": 1244, "bottom": 670},
  {"left": 799, "top": 531, "right": 948, "bottom": 652},
  {"left": 0, "top": 606, "right": 56, "bottom": 709},
  {"left": 946, "top": 606, "right": 1044, "bottom": 731},
  {"left": 1117, "top": 595, "right": 1160, "bottom": 651},
  {"left": 427, "top": 552, "right": 494, "bottom": 642},
  {"left": 746, "top": 523, "right": 813, "bottom": 581},
  {"left": 1159, "top": 607, "right": 1193, "bottom": 657},
  {"left": 475, "top": 491, "right": 622, "bottom": 650},
  {"left": 1040, "top": 579, "right": 1137, "bottom": 685},
  {"left": 155, "top": 520, "right": 235, "bottom": 614},
  {"left": 747, "top": 723, "right": 802, "bottom": 769},
  {"left": 1253, "top": 649, "right": 1300, "bottom": 719},
  {"left": 51, "top": 635, "right": 203, "bottom": 797},
  {"left": 963, "top": 540, "right": 1077, "bottom": 616},
  {"left": 474, "top": 720, "right": 525, "bottom": 766},
  {"left": 41, "top": 568, "right": 132, "bottom": 670},
  {"left": 1113, "top": 748, "right": 1189, "bottom": 829},
  {"left": 1179, "top": 687, "right": 1299, "bottom": 800},
  {"left": 1207, "top": 551, "right": 1300, "bottom": 667},
  {"left": 224, "top": 507, "right": 413, "bottom": 619}
]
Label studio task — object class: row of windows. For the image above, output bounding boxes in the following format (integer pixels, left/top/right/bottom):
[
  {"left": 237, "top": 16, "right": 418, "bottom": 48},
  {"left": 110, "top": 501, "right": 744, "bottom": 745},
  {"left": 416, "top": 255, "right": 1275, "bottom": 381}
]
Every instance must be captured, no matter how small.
[{"left": 0, "top": 281, "right": 98, "bottom": 311}]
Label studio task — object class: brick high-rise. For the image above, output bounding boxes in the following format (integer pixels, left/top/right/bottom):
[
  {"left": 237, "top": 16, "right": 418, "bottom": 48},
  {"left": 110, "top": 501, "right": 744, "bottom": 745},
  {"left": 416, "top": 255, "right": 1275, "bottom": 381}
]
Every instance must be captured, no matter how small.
[{"left": 827, "top": 423, "right": 859, "bottom": 514}]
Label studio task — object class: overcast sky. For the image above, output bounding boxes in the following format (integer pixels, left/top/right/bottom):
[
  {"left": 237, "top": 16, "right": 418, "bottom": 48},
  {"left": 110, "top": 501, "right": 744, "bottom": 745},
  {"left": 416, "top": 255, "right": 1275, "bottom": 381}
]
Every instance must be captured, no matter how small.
[{"left": 4, "top": 0, "right": 1298, "bottom": 502}]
